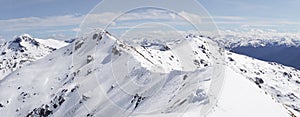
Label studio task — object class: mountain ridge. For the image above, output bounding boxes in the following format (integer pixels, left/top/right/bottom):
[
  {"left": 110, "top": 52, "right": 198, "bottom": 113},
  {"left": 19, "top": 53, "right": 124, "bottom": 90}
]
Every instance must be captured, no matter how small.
[{"left": 0, "top": 31, "right": 299, "bottom": 117}]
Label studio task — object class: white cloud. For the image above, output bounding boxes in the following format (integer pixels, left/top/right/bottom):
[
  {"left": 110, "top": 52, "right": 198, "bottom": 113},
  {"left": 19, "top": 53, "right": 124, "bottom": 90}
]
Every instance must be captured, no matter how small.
[
  {"left": 215, "top": 20, "right": 300, "bottom": 26},
  {"left": 2, "top": 9, "right": 298, "bottom": 40},
  {"left": 48, "top": 34, "right": 67, "bottom": 40},
  {"left": 178, "top": 11, "right": 202, "bottom": 25},
  {"left": 0, "top": 15, "right": 84, "bottom": 32},
  {"left": 0, "top": 10, "right": 214, "bottom": 35},
  {"left": 82, "top": 10, "right": 184, "bottom": 26},
  {"left": 212, "top": 16, "right": 245, "bottom": 20},
  {"left": 78, "top": 10, "right": 211, "bottom": 34},
  {"left": 72, "top": 28, "right": 81, "bottom": 32},
  {"left": 210, "top": 16, "right": 300, "bottom": 32},
  {"left": 0, "top": 35, "right": 5, "bottom": 44}
]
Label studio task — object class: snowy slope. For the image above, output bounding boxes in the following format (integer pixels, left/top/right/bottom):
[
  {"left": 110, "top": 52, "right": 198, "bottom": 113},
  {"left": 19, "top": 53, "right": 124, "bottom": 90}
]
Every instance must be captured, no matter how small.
[
  {"left": 225, "top": 51, "right": 300, "bottom": 116},
  {"left": 35, "top": 38, "right": 69, "bottom": 49},
  {"left": 207, "top": 67, "right": 291, "bottom": 117},
  {"left": 130, "top": 67, "right": 291, "bottom": 117},
  {"left": 0, "top": 34, "right": 68, "bottom": 79},
  {"left": 0, "top": 31, "right": 299, "bottom": 117}
]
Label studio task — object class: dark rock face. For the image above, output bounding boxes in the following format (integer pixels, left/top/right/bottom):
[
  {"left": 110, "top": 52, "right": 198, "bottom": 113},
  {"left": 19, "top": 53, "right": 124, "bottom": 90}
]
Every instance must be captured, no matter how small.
[
  {"left": 8, "top": 35, "right": 40, "bottom": 52},
  {"left": 13, "top": 38, "right": 22, "bottom": 43}
]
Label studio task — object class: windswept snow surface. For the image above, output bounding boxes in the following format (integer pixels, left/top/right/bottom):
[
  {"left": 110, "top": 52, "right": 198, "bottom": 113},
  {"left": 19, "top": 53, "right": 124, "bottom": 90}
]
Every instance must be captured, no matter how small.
[
  {"left": 35, "top": 38, "right": 69, "bottom": 49},
  {"left": 0, "top": 30, "right": 299, "bottom": 117}
]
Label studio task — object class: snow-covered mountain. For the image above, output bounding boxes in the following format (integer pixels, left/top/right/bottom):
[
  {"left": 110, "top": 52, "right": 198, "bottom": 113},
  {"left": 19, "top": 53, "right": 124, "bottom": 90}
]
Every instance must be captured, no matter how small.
[
  {"left": 0, "top": 31, "right": 299, "bottom": 117},
  {"left": 0, "top": 34, "right": 68, "bottom": 79}
]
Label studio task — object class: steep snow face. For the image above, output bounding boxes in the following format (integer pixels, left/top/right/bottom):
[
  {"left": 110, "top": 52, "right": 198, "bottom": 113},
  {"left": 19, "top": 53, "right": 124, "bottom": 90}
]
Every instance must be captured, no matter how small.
[
  {"left": 0, "top": 31, "right": 298, "bottom": 117},
  {"left": 225, "top": 51, "right": 300, "bottom": 116},
  {"left": 0, "top": 34, "right": 68, "bottom": 79},
  {"left": 207, "top": 67, "right": 291, "bottom": 117}
]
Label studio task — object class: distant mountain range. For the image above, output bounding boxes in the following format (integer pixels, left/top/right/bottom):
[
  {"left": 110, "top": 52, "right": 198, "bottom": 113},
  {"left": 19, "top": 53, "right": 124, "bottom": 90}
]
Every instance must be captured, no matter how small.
[{"left": 213, "top": 30, "right": 300, "bottom": 70}]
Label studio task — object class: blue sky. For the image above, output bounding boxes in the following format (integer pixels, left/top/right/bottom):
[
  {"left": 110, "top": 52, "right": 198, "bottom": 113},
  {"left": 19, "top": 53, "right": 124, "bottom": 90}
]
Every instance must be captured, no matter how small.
[{"left": 0, "top": 0, "right": 299, "bottom": 40}]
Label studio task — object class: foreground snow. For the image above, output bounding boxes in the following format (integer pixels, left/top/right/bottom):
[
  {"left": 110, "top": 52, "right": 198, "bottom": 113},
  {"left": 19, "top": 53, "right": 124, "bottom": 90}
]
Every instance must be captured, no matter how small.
[
  {"left": 207, "top": 67, "right": 291, "bottom": 117},
  {"left": 131, "top": 67, "right": 291, "bottom": 117}
]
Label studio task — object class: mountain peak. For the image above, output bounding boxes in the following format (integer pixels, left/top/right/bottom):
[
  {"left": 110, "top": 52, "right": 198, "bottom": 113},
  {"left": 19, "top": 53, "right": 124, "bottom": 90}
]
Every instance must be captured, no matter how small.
[
  {"left": 14, "top": 34, "right": 39, "bottom": 46},
  {"left": 7, "top": 34, "right": 41, "bottom": 52},
  {"left": 0, "top": 34, "right": 68, "bottom": 79},
  {"left": 19, "top": 33, "right": 33, "bottom": 39}
]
